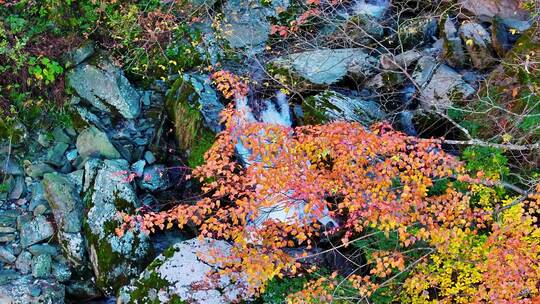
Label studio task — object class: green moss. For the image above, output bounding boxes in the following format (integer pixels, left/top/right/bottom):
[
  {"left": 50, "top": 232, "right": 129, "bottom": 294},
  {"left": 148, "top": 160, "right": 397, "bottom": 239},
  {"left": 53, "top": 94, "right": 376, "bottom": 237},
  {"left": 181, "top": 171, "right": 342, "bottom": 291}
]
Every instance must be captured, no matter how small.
[
  {"left": 128, "top": 270, "right": 169, "bottom": 304},
  {"left": 187, "top": 128, "right": 216, "bottom": 168},
  {"left": 165, "top": 77, "right": 205, "bottom": 151},
  {"left": 302, "top": 92, "right": 342, "bottom": 125}
]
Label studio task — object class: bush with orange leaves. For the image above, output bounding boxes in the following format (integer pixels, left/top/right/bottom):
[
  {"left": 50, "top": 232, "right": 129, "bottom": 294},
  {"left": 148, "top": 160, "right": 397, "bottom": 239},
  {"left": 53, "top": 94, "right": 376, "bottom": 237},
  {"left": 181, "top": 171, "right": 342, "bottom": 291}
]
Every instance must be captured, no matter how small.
[
  {"left": 210, "top": 70, "right": 249, "bottom": 99},
  {"left": 118, "top": 106, "right": 540, "bottom": 302}
]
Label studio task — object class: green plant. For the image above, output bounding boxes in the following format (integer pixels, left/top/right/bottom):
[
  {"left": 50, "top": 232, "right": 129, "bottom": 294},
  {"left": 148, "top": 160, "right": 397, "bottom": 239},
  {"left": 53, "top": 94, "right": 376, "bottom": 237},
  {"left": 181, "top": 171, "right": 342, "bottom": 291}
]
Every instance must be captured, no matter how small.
[{"left": 28, "top": 57, "right": 64, "bottom": 84}]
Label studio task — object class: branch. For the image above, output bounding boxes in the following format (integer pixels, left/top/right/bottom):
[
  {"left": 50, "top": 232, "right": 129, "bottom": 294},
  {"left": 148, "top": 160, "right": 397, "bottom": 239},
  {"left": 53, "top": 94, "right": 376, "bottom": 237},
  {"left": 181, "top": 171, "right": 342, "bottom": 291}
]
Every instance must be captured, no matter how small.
[{"left": 441, "top": 139, "right": 540, "bottom": 151}]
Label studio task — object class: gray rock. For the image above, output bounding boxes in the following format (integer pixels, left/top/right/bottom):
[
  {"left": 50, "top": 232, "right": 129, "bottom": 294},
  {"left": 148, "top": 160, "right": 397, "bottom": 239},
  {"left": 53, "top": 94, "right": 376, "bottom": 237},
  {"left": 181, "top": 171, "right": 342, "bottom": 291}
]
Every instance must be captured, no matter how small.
[
  {"left": 33, "top": 204, "right": 48, "bottom": 216},
  {"left": 68, "top": 60, "right": 141, "bottom": 119},
  {"left": 0, "top": 270, "right": 19, "bottom": 285},
  {"left": 8, "top": 176, "right": 26, "bottom": 200},
  {"left": 139, "top": 164, "right": 171, "bottom": 192},
  {"left": 274, "top": 48, "right": 378, "bottom": 85},
  {"left": 0, "top": 275, "right": 65, "bottom": 304},
  {"left": 222, "top": 0, "right": 271, "bottom": 50},
  {"left": 303, "top": 91, "right": 386, "bottom": 126},
  {"left": 185, "top": 73, "right": 224, "bottom": 133},
  {"left": 459, "top": 22, "right": 496, "bottom": 69},
  {"left": 26, "top": 162, "right": 56, "bottom": 178},
  {"left": 76, "top": 126, "right": 121, "bottom": 160},
  {"left": 0, "top": 246, "right": 16, "bottom": 264},
  {"left": 119, "top": 238, "right": 243, "bottom": 304},
  {"left": 1, "top": 158, "right": 23, "bottom": 176},
  {"left": 43, "top": 173, "right": 83, "bottom": 234},
  {"left": 28, "top": 244, "right": 58, "bottom": 257},
  {"left": 84, "top": 159, "right": 151, "bottom": 295},
  {"left": 46, "top": 142, "right": 69, "bottom": 167},
  {"left": 418, "top": 64, "right": 476, "bottom": 110},
  {"left": 52, "top": 127, "right": 72, "bottom": 144},
  {"left": 15, "top": 251, "right": 32, "bottom": 274},
  {"left": 32, "top": 253, "right": 52, "bottom": 278},
  {"left": 131, "top": 160, "right": 146, "bottom": 178},
  {"left": 19, "top": 215, "right": 54, "bottom": 248},
  {"left": 42, "top": 173, "right": 86, "bottom": 267},
  {"left": 52, "top": 261, "right": 71, "bottom": 282},
  {"left": 65, "top": 149, "right": 79, "bottom": 162},
  {"left": 65, "top": 41, "right": 95, "bottom": 67},
  {"left": 0, "top": 227, "right": 16, "bottom": 233},
  {"left": 380, "top": 50, "right": 422, "bottom": 70},
  {"left": 442, "top": 18, "right": 466, "bottom": 68},
  {"left": 144, "top": 151, "right": 156, "bottom": 165}
]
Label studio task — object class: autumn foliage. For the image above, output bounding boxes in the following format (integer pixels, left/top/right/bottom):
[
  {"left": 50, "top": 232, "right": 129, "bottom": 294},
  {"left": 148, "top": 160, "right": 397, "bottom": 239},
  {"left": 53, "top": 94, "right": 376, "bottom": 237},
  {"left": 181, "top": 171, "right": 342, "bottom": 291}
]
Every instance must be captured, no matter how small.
[{"left": 119, "top": 105, "right": 540, "bottom": 303}]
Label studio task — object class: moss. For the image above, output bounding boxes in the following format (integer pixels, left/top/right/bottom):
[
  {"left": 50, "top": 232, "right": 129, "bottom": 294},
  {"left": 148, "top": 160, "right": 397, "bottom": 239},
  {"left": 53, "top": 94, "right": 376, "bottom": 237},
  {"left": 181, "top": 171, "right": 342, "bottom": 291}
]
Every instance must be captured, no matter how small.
[
  {"left": 128, "top": 270, "right": 169, "bottom": 304},
  {"left": 165, "top": 77, "right": 205, "bottom": 150},
  {"left": 301, "top": 91, "right": 343, "bottom": 125},
  {"left": 187, "top": 128, "right": 216, "bottom": 168}
]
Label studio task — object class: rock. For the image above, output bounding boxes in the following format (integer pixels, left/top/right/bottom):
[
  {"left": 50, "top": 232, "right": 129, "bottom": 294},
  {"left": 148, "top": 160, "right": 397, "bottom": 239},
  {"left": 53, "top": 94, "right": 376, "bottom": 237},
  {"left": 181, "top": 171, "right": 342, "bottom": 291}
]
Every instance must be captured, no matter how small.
[
  {"left": 66, "top": 149, "right": 79, "bottom": 162},
  {"left": 119, "top": 238, "right": 243, "bottom": 304},
  {"left": 459, "top": 22, "right": 496, "bottom": 69},
  {"left": 43, "top": 173, "right": 83, "bottom": 233},
  {"left": 442, "top": 17, "right": 466, "bottom": 68},
  {"left": 76, "top": 126, "right": 121, "bottom": 160},
  {"left": 19, "top": 215, "right": 54, "bottom": 248},
  {"left": 0, "top": 270, "right": 19, "bottom": 285},
  {"left": 52, "top": 127, "right": 72, "bottom": 144},
  {"left": 1, "top": 158, "right": 23, "bottom": 176},
  {"left": 8, "top": 176, "right": 26, "bottom": 200},
  {"left": 84, "top": 159, "right": 151, "bottom": 295},
  {"left": 458, "top": 0, "right": 529, "bottom": 21},
  {"left": 28, "top": 244, "right": 58, "bottom": 257},
  {"left": 139, "top": 165, "right": 171, "bottom": 192},
  {"left": 352, "top": 0, "right": 390, "bottom": 19},
  {"left": 303, "top": 91, "right": 386, "bottom": 126},
  {"left": 131, "top": 160, "right": 146, "bottom": 178},
  {"left": 418, "top": 63, "right": 475, "bottom": 109},
  {"left": 15, "top": 251, "right": 32, "bottom": 274},
  {"left": 52, "top": 261, "right": 71, "bottom": 282},
  {"left": 67, "top": 59, "right": 141, "bottom": 119},
  {"left": 144, "top": 151, "right": 156, "bottom": 165},
  {"left": 397, "top": 17, "right": 438, "bottom": 49},
  {"left": 222, "top": 0, "right": 271, "bottom": 50},
  {"left": 33, "top": 204, "right": 48, "bottom": 216},
  {"left": 185, "top": 73, "right": 224, "bottom": 133},
  {"left": 32, "top": 253, "right": 52, "bottom": 278},
  {"left": 0, "top": 246, "right": 16, "bottom": 264},
  {"left": 65, "top": 279, "right": 102, "bottom": 300},
  {"left": 65, "top": 41, "right": 95, "bottom": 67},
  {"left": 0, "top": 275, "right": 65, "bottom": 304},
  {"left": 46, "top": 142, "right": 69, "bottom": 167},
  {"left": 26, "top": 162, "right": 56, "bottom": 178},
  {"left": 380, "top": 50, "right": 422, "bottom": 70},
  {"left": 274, "top": 48, "right": 378, "bottom": 85},
  {"left": 29, "top": 182, "right": 49, "bottom": 213}
]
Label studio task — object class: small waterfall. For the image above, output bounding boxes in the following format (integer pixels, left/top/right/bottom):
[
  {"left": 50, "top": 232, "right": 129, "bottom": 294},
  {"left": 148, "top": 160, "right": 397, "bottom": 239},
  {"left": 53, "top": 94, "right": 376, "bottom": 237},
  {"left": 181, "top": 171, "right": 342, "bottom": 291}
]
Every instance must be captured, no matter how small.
[{"left": 233, "top": 92, "right": 337, "bottom": 232}]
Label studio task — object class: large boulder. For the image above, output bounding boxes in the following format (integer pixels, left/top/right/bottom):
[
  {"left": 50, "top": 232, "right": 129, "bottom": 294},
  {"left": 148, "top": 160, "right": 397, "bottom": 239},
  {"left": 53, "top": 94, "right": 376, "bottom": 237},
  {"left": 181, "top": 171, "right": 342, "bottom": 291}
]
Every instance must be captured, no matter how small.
[
  {"left": 76, "top": 126, "right": 121, "bottom": 160},
  {"left": 83, "top": 159, "right": 152, "bottom": 295},
  {"left": 68, "top": 58, "right": 141, "bottom": 119},
  {"left": 303, "top": 91, "right": 386, "bottom": 126},
  {"left": 118, "top": 238, "right": 243, "bottom": 304},
  {"left": 273, "top": 48, "right": 379, "bottom": 85},
  {"left": 414, "top": 57, "right": 475, "bottom": 109},
  {"left": 42, "top": 173, "right": 86, "bottom": 267}
]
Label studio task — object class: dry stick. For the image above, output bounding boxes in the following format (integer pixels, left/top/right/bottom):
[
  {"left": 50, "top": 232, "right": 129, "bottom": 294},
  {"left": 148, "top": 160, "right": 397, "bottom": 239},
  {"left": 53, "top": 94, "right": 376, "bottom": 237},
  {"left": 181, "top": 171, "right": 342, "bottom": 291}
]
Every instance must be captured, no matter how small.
[{"left": 441, "top": 138, "right": 540, "bottom": 151}]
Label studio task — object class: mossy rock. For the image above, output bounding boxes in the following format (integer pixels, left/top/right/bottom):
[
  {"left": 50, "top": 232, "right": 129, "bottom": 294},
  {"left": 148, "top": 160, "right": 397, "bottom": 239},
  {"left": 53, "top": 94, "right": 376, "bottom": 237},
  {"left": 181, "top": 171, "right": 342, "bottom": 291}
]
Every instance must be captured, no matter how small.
[{"left": 83, "top": 159, "right": 152, "bottom": 295}]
